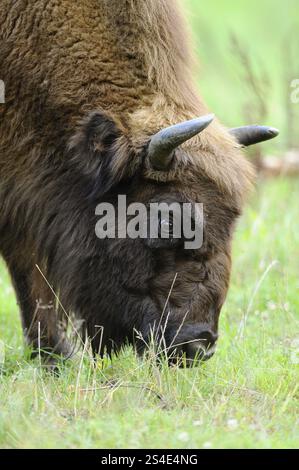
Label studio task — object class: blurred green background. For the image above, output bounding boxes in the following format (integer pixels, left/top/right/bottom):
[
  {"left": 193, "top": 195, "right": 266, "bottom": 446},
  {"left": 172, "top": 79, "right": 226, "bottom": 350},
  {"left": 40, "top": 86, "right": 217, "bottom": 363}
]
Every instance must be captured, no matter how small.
[
  {"left": 186, "top": 0, "right": 299, "bottom": 153},
  {"left": 0, "top": 0, "right": 298, "bottom": 449}
]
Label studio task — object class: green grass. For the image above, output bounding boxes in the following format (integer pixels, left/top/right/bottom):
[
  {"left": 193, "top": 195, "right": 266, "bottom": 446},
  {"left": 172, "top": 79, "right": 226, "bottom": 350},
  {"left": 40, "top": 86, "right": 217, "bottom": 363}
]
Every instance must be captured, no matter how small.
[{"left": 0, "top": 178, "right": 298, "bottom": 449}]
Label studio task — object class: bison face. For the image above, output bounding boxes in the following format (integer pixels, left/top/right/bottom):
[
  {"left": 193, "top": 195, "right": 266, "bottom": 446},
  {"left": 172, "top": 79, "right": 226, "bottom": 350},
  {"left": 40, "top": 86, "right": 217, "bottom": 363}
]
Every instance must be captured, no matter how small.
[
  {"left": 125, "top": 185, "right": 232, "bottom": 365},
  {"left": 70, "top": 111, "right": 278, "bottom": 365}
]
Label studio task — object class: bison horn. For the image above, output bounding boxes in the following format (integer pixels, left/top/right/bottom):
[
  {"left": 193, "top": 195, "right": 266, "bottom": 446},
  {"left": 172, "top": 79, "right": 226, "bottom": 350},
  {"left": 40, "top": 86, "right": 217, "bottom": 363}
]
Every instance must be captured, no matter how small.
[
  {"left": 148, "top": 114, "right": 214, "bottom": 171},
  {"left": 230, "top": 125, "right": 279, "bottom": 147}
]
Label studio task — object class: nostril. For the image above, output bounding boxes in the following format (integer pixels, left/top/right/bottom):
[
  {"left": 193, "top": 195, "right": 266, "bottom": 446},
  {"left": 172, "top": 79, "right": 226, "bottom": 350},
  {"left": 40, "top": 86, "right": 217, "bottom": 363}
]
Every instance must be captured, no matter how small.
[{"left": 198, "top": 330, "right": 218, "bottom": 348}]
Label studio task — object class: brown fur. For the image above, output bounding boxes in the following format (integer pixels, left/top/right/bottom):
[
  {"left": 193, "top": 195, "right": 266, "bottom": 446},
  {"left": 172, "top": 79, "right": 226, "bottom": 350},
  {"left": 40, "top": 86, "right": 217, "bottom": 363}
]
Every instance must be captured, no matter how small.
[{"left": 0, "top": 0, "right": 255, "bottom": 362}]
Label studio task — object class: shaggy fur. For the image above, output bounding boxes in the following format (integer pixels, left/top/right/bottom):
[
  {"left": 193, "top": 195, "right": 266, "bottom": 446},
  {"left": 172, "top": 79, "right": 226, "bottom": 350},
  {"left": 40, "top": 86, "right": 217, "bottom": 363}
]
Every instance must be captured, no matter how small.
[{"left": 0, "top": 0, "right": 254, "bottom": 361}]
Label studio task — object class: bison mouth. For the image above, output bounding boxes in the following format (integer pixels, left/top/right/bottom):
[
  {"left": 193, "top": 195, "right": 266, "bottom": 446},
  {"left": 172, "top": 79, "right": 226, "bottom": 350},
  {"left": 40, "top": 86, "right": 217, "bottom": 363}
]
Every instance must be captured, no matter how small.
[
  {"left": 168, "top": 340, "right": 217, "bottom": 367},
  {"left": 151, "top": 326, "right": 218, "bottom": 367}
]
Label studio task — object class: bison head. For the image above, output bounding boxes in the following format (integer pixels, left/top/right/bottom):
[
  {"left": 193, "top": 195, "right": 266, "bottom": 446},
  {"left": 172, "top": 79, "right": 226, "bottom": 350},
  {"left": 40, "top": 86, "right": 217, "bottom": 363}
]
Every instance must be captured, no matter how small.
[{"left": 69, "top": 111, "right": 278, "bottom": 365}]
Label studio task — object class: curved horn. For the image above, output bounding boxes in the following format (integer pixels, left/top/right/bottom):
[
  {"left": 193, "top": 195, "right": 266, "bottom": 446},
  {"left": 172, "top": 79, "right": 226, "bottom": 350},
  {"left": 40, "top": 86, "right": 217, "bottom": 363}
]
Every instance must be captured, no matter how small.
[
  {"left": 230, "top": 125, "right": 279, "bottom": 147},
  {"left": 148, "top": 114, "right": 214, "bottom": 171}
]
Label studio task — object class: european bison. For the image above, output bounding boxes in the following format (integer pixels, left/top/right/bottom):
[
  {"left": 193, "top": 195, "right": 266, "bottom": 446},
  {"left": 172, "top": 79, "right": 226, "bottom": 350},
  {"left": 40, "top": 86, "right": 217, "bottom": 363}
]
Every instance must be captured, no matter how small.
[{"left": 0, "top": 0, "right": 278, "bottom": 364}]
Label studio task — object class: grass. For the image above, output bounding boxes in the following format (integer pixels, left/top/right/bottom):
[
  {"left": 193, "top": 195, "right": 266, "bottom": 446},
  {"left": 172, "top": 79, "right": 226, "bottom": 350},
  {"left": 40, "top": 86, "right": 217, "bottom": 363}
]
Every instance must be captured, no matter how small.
[{"left": 0, "top": 178, "right": 298, "bottom": 449}]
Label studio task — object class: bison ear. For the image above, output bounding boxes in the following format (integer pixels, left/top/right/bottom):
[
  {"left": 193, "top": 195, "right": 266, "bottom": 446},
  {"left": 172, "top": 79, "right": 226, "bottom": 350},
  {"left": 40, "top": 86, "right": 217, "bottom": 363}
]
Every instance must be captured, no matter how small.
[
  {"left": 69, "top": 111, "right": 126, "bottom": 194},
  {"left": 73, "top": 111, "right": 122, "bottom": 156}
]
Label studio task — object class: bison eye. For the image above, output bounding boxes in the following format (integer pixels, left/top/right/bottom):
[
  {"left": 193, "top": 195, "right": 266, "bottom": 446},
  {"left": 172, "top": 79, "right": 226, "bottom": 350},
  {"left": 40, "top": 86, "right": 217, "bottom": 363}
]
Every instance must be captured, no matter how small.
[{"left": 158, "top": 215, "right": 174, "bottom": 238}]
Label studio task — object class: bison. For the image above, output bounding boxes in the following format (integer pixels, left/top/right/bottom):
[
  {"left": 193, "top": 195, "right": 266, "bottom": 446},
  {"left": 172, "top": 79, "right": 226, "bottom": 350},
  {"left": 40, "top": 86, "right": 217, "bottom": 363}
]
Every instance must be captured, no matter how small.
[{"left": 0, "top": 0, "right": 278, "bottom": 365}]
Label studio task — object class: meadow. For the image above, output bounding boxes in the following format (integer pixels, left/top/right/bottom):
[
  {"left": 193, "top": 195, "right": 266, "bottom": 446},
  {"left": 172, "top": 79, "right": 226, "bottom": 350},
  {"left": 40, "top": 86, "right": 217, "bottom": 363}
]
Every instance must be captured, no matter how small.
[{"left": 0, "top": 0, "right": 298, "bottom": 449}]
